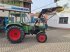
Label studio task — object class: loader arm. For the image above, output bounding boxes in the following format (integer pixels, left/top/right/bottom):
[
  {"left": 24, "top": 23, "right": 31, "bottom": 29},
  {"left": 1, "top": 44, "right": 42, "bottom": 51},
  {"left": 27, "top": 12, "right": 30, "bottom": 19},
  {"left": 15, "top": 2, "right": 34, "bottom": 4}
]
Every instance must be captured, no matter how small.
[
  {"left": 35, "top": 6, "right": 64, "bottom": 24},
  {"left": 38, "top": 6, "right": 64, "bottom": 18}
]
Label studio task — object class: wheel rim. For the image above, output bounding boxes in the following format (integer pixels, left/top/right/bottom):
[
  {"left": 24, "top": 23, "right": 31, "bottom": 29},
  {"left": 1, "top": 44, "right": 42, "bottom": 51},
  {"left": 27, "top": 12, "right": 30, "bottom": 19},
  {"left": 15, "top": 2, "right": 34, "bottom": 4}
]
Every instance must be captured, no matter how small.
[
  {"left": 8, "top": 28, "right": 21, "bottom": 41},
  {"left": 38, "top": 34, "right": 46, "bottom": 42}
]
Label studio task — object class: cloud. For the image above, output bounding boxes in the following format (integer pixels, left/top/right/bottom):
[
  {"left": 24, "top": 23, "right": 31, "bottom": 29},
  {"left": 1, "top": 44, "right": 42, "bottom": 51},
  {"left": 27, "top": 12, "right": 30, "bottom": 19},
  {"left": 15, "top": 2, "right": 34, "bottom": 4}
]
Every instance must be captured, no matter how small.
[{"left": 57, "top": 0, "right": 69, "bottom": 6}]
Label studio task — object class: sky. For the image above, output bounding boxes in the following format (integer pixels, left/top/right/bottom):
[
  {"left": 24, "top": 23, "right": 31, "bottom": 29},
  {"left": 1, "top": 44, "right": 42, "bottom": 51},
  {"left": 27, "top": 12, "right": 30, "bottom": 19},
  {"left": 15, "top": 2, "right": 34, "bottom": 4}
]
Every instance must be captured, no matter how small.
[
  {"left": 31, "top": 0, "right": 70, "bottom": 13},
  {"left": 31, "top": 0, "right": 56, "bottom": 13}
]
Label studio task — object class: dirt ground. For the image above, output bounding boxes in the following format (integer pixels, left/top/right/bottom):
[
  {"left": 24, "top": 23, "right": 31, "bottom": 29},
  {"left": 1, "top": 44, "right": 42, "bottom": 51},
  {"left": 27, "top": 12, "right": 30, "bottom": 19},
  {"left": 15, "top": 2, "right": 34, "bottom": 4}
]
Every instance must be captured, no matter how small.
[{"left": 0, "top": 28, "right": 70, "bottom": 52}]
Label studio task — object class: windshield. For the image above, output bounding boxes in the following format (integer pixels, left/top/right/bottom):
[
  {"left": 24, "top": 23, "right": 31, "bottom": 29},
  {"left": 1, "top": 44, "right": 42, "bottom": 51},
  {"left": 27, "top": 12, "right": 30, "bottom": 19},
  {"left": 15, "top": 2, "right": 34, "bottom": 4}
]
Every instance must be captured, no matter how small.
[
  {"left": 9, "top": 12, "right": 31, "bottom": 25},
  {"left": 22, "top": 13, "right": 31, "bottom": 23}
]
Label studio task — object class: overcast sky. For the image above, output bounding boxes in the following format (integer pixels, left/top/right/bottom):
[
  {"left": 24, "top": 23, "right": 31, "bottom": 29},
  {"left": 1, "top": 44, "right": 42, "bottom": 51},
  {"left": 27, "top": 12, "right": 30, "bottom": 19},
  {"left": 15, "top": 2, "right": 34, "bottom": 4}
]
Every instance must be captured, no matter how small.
[
  {"left": 31, "top": 0, "right": 70, "bottom": 13},
  {"left": 31, "top": 0, "right": 56, "bottom": 13}
]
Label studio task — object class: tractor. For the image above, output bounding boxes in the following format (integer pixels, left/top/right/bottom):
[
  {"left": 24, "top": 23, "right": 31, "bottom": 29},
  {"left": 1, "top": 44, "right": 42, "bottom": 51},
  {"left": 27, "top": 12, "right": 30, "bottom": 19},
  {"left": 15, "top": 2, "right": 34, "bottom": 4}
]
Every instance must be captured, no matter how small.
[
  {"left": 6, "top": 12, "right": 47, "bottom": 43},
  {"left": 0, "top": 3, "right": 47, "bottom": 43}
]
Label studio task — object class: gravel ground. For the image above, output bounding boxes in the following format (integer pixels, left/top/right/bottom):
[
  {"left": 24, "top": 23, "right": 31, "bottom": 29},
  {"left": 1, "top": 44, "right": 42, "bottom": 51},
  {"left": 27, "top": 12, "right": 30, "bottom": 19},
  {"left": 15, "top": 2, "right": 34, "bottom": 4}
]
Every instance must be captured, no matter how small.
[{"left": 0, "top": 28, "right": 70, "bottom": 52}]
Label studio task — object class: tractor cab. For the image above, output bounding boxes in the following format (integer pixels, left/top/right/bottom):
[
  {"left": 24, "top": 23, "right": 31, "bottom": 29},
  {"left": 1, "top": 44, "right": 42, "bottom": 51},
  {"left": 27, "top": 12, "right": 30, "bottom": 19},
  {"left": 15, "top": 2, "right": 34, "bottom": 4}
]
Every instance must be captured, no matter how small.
[
  {"left": 9, "top": 12, "right": 32, "bottom": 33},
  {"left": 8, "top": 11, "right": 31, "bottom": 24}
]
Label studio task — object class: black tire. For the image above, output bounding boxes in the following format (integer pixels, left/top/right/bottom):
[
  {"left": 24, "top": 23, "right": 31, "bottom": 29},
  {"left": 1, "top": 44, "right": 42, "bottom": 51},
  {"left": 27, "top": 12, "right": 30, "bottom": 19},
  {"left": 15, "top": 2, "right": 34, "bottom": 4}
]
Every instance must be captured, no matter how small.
[
  {"left": 6, "top": 26, "right": 24, "bottom": 44},
  {"left": 36, "top": 33, "right": 47, "bottom": 43}
]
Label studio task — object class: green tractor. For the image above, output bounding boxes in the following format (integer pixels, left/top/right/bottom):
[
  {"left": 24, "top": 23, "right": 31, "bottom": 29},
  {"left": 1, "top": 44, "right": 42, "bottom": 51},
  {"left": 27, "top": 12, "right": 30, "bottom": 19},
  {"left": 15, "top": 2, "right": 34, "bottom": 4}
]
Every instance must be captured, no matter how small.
[
  {"left": 6, "top": 12, "right": 47, "bottom": 43},
  {"left": 0, "top": 3, "right": 47, "bottom": 44}
]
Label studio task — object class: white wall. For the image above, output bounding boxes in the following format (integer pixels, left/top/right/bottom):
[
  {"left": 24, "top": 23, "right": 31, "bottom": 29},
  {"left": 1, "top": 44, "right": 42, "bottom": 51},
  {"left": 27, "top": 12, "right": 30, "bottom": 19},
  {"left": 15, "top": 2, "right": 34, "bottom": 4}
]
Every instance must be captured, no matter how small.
[{"left": 47, "top": 12, "right": 70, "bottom": 28}]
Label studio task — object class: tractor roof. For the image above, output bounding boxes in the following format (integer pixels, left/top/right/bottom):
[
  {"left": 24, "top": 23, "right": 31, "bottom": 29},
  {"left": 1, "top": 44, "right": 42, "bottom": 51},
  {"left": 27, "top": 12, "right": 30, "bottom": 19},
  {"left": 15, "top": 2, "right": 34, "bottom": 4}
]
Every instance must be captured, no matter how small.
[{"left": 0, "top": 3, "right": 30, "bottom": 12}]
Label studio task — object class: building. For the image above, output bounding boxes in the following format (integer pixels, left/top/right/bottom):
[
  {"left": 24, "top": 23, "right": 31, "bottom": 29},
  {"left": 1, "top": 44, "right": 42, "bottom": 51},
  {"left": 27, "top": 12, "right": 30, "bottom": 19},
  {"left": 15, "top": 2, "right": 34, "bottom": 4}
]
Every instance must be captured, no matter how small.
[
  {"left": 0, "top": 0, "right": 32, "bottom": 12},
  {"left": 47, "top": 0, "right": 70, "bottom": 29}
]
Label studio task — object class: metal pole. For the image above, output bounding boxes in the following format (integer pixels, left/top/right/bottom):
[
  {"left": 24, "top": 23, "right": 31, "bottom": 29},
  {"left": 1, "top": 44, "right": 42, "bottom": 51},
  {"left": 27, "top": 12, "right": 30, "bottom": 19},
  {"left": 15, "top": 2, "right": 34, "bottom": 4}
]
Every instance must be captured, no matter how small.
[
  {"left": 8, "top": 11, "right": 10, "bottom": 23},
  {"left": 20, "top": 12, "right": 23, "bottom": 23}
]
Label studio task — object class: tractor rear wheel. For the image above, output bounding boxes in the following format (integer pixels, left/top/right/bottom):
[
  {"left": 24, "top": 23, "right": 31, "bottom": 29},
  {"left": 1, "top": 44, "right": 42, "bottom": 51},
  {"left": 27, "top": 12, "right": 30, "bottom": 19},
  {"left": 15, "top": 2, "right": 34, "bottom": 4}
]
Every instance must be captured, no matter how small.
[
  {"left": 7, "top": 26, "right": 24, "bottom": 43},
  {"left": 36, "top": 33, "right": 47, "bottom": 43}
]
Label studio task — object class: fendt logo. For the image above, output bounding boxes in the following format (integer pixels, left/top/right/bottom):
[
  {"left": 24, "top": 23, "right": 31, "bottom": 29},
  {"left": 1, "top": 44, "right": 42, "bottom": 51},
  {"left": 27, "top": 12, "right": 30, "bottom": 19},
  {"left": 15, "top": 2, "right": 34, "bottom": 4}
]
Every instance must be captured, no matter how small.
[
  {"left": 11, "top": 6, "right": 30, "bottom": 12},
  {"left": 12, "top": 7, "right": 23, "bottom": 11}
]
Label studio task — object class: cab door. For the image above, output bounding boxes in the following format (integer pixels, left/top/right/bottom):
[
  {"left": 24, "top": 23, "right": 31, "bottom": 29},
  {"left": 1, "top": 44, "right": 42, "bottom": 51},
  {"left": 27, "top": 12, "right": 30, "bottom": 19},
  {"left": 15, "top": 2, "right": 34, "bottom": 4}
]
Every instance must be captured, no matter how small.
[{"left": 22, "top": 13, "right": 32, "bottom": 33}]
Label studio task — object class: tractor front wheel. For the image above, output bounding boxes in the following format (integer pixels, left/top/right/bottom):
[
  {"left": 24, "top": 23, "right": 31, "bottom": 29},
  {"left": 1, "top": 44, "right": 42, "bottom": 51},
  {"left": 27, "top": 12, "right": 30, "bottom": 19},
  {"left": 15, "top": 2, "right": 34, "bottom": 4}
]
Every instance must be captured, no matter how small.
[
  {"left": 36, "top": 33, "right": 47, "bottom": 43},
  {"left": 7, "top": 26, "right": 24, "bottom": 43}
]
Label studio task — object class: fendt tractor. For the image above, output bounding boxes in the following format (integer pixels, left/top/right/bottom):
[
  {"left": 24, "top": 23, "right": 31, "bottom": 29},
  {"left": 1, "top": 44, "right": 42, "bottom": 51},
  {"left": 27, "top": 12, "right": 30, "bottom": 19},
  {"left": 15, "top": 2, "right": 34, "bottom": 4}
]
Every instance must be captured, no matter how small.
[
  {"left": 0, "top": 3, "right": 63, "bottom": 44},
  {"left": 0, "top": 3, "right": 47, "bottom": 43}
]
